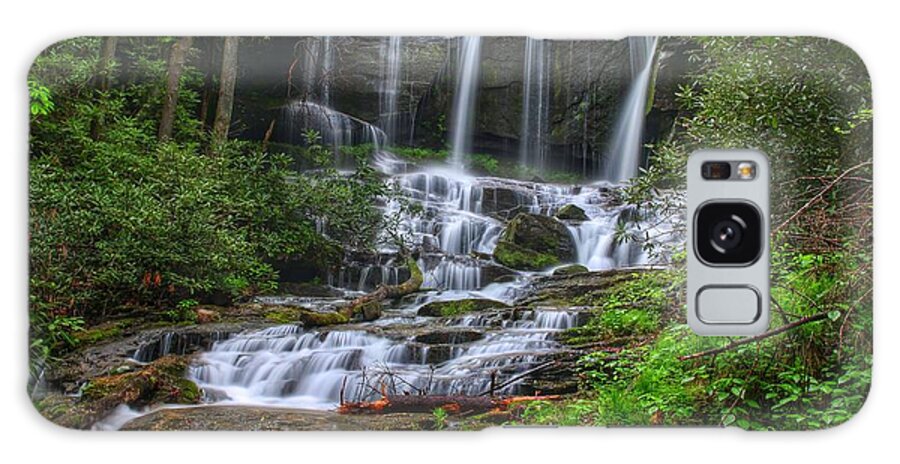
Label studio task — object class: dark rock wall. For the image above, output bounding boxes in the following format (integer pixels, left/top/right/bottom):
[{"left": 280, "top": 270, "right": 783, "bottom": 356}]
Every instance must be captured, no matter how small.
[{"left": 230, "top": 36, "right": 688, "bottom": 176}]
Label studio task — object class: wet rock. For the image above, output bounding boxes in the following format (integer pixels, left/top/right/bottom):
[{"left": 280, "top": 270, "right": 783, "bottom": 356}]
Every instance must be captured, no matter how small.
[
  {"left": 480, "top": 262, "right": 517, "bottom": 284},
  {"left": 414, "top": 330, "right": 485, "bottom": 345},
  {"left": 481, "top": 184, "right": 532, "bottom": 219},
  {"left": 36, "top": 355, "right": 200, "bottom": 430},
  {"left": 277, "top": 282, "right": 343, "bottom": 298},
  {"left": 520, "top": 268, "right": 655, "bottom": 307},
  {"left": 121, "top": 405, "right": 437, "bottom": 431},
  {"left": 493, "top": 213, "right": 576, "bottom": 270},
  {"left": 552, "top": 264, "right": 589, "bottom": 276},
  {"left": 417, "top": 298, "right": 509, "bottom": 317},
  {"left": 555, "top": 204, "right": 589, "bottom": 221}
]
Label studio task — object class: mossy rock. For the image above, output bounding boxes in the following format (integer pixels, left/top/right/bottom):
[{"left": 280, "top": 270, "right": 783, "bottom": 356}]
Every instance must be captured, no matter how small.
[
  {"left": 417, "top": 298, "right": 509, "bottom": 317},
  {"left": 493, "top": 213, "right": 576, "bottom": 271},
  {"left": 298, "top": 310, "right": 350, "bottom": 327},
  {"left": 555, "top": 204, "right": 589, "bottom": 221},
  {"left": 40, "top": 355, "right": 200, "bottom": 429},
  {"left": 552, "top": 264, "right": 589, "bottom": 276},
  {"left": 265, "top": 307, "right": 302, "bottom": 324},
  {"left": 493, "top": 241, "right": 560, "bottom": 271}
]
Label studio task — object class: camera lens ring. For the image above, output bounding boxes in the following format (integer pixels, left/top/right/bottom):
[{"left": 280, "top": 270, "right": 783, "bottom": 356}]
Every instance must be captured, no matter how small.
[{"left": 694, "top": 201, "right": 763, "bottom": 266}]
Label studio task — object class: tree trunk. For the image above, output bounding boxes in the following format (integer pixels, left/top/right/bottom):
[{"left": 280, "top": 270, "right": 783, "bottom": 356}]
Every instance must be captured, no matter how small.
[
  {"left": 198, "top": 37, "right": 218, "bottom": 132},
  {"left": 211, "top": 37, "right": 239, "bottom": 146},
  {"left": 94, "top": 37, "right": 118, "bottom": 92},
  {"left": 90, "top": 37, "right": 118, "bottom": 140},
  {"left": 158, "top": 37, "right": 193, "bottom": 141}
]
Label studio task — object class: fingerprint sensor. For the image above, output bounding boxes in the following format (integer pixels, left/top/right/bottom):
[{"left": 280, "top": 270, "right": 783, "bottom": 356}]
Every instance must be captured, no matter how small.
[{"left": 696, "top": 286, "right": 761, "bottom": 324}]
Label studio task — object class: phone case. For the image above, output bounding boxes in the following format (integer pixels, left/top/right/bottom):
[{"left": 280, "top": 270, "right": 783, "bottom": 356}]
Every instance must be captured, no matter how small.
[{"left": 28, "top": 36, "right": 872, "bottom": 431}]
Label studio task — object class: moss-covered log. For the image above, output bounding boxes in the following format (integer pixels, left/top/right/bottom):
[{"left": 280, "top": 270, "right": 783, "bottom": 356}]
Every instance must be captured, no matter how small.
[{"left": 338, "top": 257, "right": 423, "bottom": 320}]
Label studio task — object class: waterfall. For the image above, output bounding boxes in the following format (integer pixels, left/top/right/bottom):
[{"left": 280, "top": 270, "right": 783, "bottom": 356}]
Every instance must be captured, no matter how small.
[
  {"left": 189, "top": 308, "right": 584, "bottom": 408},
  {"left": 605, "top": 36, "right": 658, "bottom": 182},
  {"left": 322, "top": 36, "right": 334, "bottom": 106},
  {"left": 449, "top": 37, "right": 482, "bottom": 168},
  {"left": 379, "top": 36, "right": 403, "bottom": 145},
  {"left": 279, "top": 101, "right": 386, "bottom": 165},
  {"left": 519, "top": 38, "right": 551, "bottom": 170}
]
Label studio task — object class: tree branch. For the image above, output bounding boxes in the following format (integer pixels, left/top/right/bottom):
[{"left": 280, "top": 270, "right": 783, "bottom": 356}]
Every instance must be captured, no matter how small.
[
  {"left": 678, "top": 310, "right": 832, "bottom": 361},
  {"left": 772, "top": 161, "right": 872, "bottom": 235}
]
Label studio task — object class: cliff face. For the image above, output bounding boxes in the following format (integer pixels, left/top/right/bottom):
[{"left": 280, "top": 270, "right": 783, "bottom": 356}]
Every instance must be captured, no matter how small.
[{"left": 234, "top": 36, "right": 662, "bottom": 176}]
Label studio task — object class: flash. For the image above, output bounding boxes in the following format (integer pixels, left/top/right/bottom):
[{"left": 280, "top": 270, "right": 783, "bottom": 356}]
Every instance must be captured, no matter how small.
[{"left": 737, "top": 162, "right": 756, "bottom": 180}]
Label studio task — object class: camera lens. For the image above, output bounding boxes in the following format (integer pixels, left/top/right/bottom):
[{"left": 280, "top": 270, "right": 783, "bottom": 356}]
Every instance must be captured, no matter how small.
[
  {"left": 695, "top": 202, "right": 762, "bottom": 265},
  {"left": 710, "top": 218, "right": 743, "bottom": 251}
]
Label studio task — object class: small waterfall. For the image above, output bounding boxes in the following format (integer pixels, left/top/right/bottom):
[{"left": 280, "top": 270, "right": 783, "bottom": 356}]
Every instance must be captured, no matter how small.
[
  {"left": 322, "top": 36, "right": 334, "bottom": 106},
  {"left": 605, "top": 36, "right": 658, "bottom": 182},
  {"left": 190, "top": 308, "right": 584, "bottom": 407},
  {"left": 519, "top": 38, "right": 551, "bottom": 169},
  {"left": 279, "top": 101, "right": 386, "bottom": 165},
  {"left": 379, "top": 36, "right": 403, "bottom": 144},
  {"left": 449, "top": 37, "right": 482, "bottom": 168}
]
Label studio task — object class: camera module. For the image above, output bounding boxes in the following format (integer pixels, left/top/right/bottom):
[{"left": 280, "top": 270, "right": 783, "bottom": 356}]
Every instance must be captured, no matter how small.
[{"left": 695, "top": 202, "right": 762, "bottom": 265}]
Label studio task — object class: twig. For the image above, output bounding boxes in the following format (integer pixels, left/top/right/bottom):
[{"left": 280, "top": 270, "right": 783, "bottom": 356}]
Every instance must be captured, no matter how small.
[
  {"left": 678, "top": 310, "right": 832, "bottom": 361},
  {"left": 477, "top": 361, "right": 558, "bottom": 396},
  {"left": 772, "top": 161, "right": 872, "bottom": 235}
]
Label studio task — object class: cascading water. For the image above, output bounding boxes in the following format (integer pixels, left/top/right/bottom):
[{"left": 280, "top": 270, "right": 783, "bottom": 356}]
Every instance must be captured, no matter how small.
[
  {"left": 449, "top": 37, "right": 482, "bottom": 168},
  {"left": 188, "top": 307, "right": 581, "bottom": 409},
  {"left": 519, "top": 38, "right": 551, "bottom": 170},
  {"left": 379, "top": 36, "right": 403, "bottom": 145},
  {"left": 605, "top": 36, "right": 658, "bottom": 182},
  {"left": 279, "top": 101, "right": 386, "bottom": 166},
  {"left": 100, "top": 37, "right": 673, "bottom": 428}
]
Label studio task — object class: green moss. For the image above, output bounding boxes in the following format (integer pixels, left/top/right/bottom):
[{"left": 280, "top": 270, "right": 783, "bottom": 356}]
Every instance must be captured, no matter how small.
[
  {"left": 417, "top": 298, "right": 508, "bottom": 317},
  {"left": 53, "top": 355, "right": 204, "bottom": 429},
  {"left": 76, "top": 325, "right": 123, "bottom": 345},
  {"left": 298, "top": 310, "right": 349, "bottom": 327},
  {"left": 440, "top": 300, "right": 477, "bottom": 317},
  {"left": 388, "top": 146, "right": 449, "bottom": 161},
  {"left": 74, "top": 318, "right": 143, "bottom": 346},
  {"left": 553, "top": 264, "right": 589, "bottom": 276},
  {"left": 265, "top": 309, "right": 300, "bottom": 324},
  {"left": 493, "top": 241, "right": 559, "bottom": 270},
  {"left": 559, "top": 270, "right": 678, "bottom": 345}
]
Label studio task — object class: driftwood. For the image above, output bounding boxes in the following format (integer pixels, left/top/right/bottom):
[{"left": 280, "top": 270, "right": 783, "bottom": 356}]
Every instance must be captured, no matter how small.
[
  {"left": 337, "top": 257, "right": 423, "bottom": 320},
  {"left": 337, "top": 394, "right": 561, "bottom": 415},
  {"left": 678, "top": 310, "right": 831, "bottom": 361}
]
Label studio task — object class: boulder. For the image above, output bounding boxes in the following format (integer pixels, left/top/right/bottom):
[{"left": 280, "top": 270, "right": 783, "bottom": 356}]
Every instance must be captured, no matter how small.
[
  {"left": 493, "top": 213, "right": 577, "bottom": 270},
  {"left": 555, "top": 204, "right": 589, "bottom": 221},
  {"left": 552, "top": 264, "right": 589, "bottom": 276},
  {"left": 417, "top": 298, "right": 509, "bottom": 317}
]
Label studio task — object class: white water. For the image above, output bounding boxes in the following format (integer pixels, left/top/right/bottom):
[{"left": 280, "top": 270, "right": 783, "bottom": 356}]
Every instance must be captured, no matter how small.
[
  {"left": 188, "top": 306, "right": 580, "bottom": 409},
  {"left": 99, "top": 37, "right": 674, "bottom": 428},
  {"left": 281, "top": 101, "right": 386, "bottom": 165},
  {"left": 379, "top": 36, "right": 403, "bottom": 144},
  {"left": 519, "top": 38, "right": 551, "bottom": 169},
  {"left": 449, "top": 37, "right": 482, "bottom": 168},
  {"left": 605, "top": 37, "right": 658, "bottom": 182}
]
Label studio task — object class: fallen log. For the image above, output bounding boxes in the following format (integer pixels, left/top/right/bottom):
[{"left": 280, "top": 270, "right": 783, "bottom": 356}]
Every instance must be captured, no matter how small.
[
  {"left": 337, "top": 256, "right": 423, "bottom": 320},
  {"left": 337, "top": 394, "right": 560, "bottom": 415}
]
